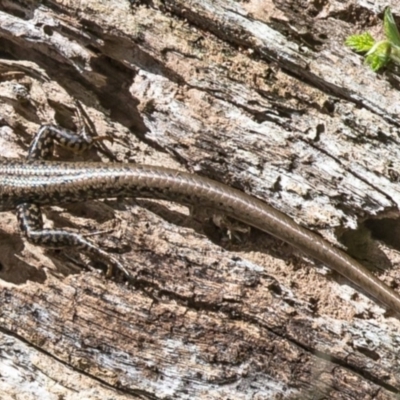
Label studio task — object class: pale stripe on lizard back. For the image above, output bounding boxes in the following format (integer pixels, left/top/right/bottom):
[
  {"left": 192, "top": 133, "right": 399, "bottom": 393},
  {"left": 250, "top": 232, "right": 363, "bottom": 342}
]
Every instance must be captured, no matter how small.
[{"left": 1, "top": 158, "right": 400, "bottom": 314}]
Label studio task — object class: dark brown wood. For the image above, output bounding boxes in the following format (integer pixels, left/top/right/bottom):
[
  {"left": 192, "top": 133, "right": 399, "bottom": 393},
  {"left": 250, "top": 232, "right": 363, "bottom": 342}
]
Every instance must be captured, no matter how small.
[{"left": 0, "top": 0, "right": 399, "bottom": 398}]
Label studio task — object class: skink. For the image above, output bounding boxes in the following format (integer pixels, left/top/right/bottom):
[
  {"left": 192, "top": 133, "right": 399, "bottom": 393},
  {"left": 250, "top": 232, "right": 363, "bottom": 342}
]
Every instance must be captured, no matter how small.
[{"left": 2, "top": 125, "right": 400, "bottom": 314}]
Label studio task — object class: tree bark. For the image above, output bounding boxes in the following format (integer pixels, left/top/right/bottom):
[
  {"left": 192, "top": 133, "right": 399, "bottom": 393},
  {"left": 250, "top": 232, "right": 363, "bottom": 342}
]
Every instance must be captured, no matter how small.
[{"left": 0, "top": 0, "right": 400, "bottom": 399}]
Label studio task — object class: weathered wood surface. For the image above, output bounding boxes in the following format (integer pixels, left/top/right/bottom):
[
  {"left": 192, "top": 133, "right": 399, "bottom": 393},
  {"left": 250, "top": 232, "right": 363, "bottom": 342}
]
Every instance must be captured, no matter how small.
[{"left": 0, "top": 0, "right": 400, "bottom": 398}]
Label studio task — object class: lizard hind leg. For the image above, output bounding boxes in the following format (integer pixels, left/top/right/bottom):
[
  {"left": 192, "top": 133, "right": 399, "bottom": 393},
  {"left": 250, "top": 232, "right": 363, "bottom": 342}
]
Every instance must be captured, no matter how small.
[
  {"left": 16, "top": 203, "right": 129, "bottom": 278},
  {"left": 27, "top": 124, "right": 110, "bottom": 160},
  {"left": 17, "top": 123, "right": 127, "bottom": 278}
]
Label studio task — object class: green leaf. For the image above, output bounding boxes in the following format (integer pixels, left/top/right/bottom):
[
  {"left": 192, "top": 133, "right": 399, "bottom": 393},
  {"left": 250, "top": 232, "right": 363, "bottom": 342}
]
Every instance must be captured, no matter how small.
[
  {"left": 345, "top": 32, "right": 375, "bottom": 53},
  {"left": 345, "top": 7, "right": 400, "bottom": 71},
  {"left": 384, "top": 7, "right": 400, "bottom": 47},
  {"left": 365, "top": 41, "right": 391, "bottom": 71}
]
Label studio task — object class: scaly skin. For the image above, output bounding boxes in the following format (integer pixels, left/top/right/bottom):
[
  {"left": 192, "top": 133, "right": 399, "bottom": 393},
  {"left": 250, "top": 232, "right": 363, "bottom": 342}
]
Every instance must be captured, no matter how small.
[{"left": 2, "top": 125, "right": 399, "bottom": 313}]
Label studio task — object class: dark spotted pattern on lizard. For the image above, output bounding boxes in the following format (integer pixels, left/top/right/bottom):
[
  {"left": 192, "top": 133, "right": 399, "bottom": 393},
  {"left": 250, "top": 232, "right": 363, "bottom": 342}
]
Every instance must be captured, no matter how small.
[{"left": 2, "top": 125, "right": 400, "bottom": 313}]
